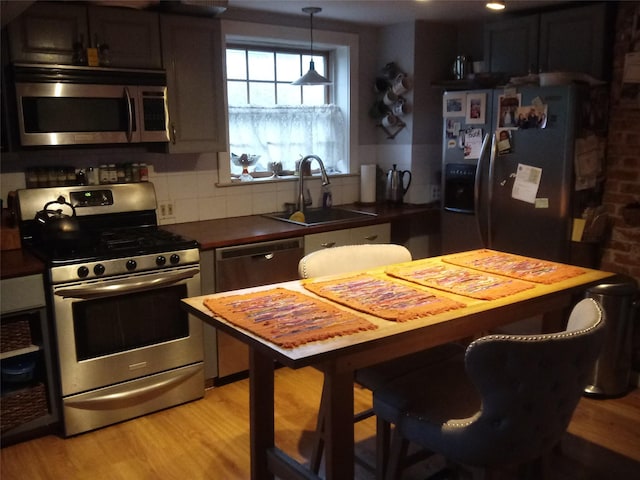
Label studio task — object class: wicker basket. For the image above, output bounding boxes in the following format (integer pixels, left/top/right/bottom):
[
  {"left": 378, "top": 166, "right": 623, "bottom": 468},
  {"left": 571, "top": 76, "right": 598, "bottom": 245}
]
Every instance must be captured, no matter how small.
[
  {"left": 1, "top": 318, "right": 33, "bottom": 353},
  {"left": 0, "top": 383, "right": 48, "bottom": 433}
]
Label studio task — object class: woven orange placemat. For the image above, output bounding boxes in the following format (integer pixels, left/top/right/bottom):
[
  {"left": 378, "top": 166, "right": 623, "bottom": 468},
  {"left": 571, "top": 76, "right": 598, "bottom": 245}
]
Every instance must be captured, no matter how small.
[
  {"left": 203, "top": 288, "right": 377, "bottom": 349},
  {"left": 443, "top": 249, "right": 585, "bottom": 284},
  {"left": 386, "top": 259, "right": 535, "bottom": 300},
  {"left": 303, "top": 273, "right": 466, "bottom": 322}
]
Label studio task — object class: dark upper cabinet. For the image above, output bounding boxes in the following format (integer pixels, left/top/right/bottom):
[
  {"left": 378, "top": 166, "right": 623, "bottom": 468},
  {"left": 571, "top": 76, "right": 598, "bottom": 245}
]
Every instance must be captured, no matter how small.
[
  {"left": 7, "top": 2, "right": 88, "bottom": 65},
  {"left": 87, "top": 6, "right": 161, "bottom": 69},
  {"left": 7, "top": 2, "right": 161, "bottom": 69},
  {"left": 160, "top": 14, "right": 227, "bottom": 153},
  {"left": 538, "top": 2, "right": 611, "bottom": 80},
  {"left": 484, "top": 15, "right": 539, "bottom": 77},
  {"left": 484, "top": 2, "right": 612, "bottom": 80}
]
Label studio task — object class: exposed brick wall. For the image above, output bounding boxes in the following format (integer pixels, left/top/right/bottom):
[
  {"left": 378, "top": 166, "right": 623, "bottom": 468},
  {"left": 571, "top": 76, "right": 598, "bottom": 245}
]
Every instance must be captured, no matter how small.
[{"left": 600, "top": 1, "right": 640, "bottom": 286}]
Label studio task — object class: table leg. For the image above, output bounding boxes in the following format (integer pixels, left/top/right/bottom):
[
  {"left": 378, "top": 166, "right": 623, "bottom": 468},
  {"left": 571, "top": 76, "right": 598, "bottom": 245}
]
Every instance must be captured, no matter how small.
[
  {"left": 322, "top": 368, "right": 355, "bottom": 479},
  {"left": 250, "top": 348, "right": 275, "bottom": 480}
]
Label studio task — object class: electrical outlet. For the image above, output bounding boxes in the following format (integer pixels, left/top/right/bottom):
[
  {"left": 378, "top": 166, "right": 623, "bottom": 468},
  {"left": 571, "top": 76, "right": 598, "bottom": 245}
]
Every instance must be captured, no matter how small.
[
  {"left": 158, "top": 202, "right": 175, "bottom": 219},
  {"left": 429, "top": 184, "right": 441, "bottom": 202}
]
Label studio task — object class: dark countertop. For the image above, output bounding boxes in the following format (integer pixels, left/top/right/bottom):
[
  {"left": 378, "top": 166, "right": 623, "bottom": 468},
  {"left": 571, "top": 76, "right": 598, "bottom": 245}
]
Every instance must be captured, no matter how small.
[
  {"left": 163, "top": 203, "right": 438, "bottom": 250},
  {"left": 1, "top": 203, "right": 439, "bottom": 278},
  {"left": 1, "top": 249, "right": 45, "bottom": 280}
]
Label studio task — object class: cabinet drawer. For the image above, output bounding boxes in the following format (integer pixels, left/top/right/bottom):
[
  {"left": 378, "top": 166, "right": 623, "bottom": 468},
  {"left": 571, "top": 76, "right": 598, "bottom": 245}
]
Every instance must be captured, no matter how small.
[
  {"left": 304, "top": 223, "right": 391, "bottom": 255},
  {"left": 349, "top": 224, "right": 390, "bottom": 244},
  {"left": 304, "top": 229, "right": 351, "bottom": 254},
  {"left": 1, "top": 275, "right": 45, "bottom": 314}
]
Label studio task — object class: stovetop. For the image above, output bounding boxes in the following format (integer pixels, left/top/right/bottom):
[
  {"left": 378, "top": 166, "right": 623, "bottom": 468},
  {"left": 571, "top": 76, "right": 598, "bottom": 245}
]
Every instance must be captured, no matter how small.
[
  {"left": 25, "top": 225, "right": 199, "bottom": 267},
  {"left": 16, "top": 183, "right": 199, "bottom": 269}
]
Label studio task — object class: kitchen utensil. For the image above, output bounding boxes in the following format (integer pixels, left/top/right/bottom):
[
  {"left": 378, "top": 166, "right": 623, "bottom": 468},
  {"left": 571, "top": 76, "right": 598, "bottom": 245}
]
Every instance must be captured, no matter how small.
[
  {"left": 35, "top": 196, "right": 83, "bottom": 244},
  {"left": 382, "top": 113, "right": 398, "bottom": 128},
  {"left": 391, "top": 73, "right": 410, "bottom": 95},
  {"left": 232, "top": 153, "right": 260, "bottom": 181},
  {"left": 2, "top": 356, "right": 36, "bottom": 383},
  {"left": 386, "top": 164, "right": 411, "bottom": 203},
  {"left": 452, "top": 55, "right": 471, "bottom": 80}
]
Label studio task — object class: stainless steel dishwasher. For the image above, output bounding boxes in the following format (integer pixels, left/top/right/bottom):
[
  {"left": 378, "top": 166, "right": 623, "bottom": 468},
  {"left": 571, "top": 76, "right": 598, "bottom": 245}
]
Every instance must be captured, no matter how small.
[{"left": 214, "top": 238, "right": 305, "bottom": 382}]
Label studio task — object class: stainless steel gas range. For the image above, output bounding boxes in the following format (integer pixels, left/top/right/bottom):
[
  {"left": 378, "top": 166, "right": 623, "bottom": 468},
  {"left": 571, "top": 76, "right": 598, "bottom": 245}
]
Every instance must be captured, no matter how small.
[{"left": 16, "top": 183, "right": 204, "bottom": 437}]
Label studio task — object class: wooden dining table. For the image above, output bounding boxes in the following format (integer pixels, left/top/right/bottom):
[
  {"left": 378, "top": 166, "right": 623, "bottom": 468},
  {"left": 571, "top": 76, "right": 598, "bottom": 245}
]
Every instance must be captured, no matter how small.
[{"left": 182, "top": 250, "right": 614, "bottom": 480}]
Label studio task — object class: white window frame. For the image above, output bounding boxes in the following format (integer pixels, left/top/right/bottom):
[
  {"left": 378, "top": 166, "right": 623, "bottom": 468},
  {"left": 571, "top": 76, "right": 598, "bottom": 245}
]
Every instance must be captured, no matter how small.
[{"left": 218, "top": 20, "right": 359, "bottom": 185}]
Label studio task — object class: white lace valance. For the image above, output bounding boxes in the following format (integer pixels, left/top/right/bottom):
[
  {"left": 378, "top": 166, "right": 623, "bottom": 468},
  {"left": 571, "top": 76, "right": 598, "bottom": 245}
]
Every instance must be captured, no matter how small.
[{"left": 228, "top": 105, "right": 346, "bottom": 174}]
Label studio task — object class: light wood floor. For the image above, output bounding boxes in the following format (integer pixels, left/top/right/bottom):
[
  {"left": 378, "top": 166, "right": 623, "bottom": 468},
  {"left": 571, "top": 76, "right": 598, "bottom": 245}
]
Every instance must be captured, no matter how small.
[{"left": 1, "top": 367, "right": 639, "bottom": 479}]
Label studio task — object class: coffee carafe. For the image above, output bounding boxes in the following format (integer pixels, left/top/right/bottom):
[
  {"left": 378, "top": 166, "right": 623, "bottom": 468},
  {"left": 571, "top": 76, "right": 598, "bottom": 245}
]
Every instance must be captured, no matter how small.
[{"left": 386, "top": 164, "right": 411, "bottom": 204}]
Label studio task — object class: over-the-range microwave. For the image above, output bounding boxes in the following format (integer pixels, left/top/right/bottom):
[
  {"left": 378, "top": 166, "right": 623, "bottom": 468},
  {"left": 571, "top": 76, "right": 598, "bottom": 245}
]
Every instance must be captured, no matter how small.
[{"left": 12, "top": 63, "right": 170, "bottom": 147}]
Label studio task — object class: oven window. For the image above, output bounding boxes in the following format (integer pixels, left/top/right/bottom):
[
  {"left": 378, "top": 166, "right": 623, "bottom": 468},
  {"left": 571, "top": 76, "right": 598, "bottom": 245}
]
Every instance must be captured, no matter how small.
[{"left": 72, "top": 285, "right": 188, "bottom": 360}]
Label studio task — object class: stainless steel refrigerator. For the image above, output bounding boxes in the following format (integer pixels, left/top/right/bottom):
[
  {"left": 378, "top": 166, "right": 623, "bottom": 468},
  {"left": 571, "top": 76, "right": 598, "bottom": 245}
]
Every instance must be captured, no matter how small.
[{"left": 441, "top": 85, "right": 605, "bottom": 264}]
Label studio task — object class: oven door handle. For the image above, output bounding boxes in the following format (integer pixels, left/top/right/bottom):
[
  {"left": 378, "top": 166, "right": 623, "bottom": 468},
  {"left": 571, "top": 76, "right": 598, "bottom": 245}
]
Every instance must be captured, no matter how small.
[
  {"left": 54, "top": 267, "right": 200, "bottom": 299},
  {"left": 64, "top": 365, "right": 202, "bottom": 409}
]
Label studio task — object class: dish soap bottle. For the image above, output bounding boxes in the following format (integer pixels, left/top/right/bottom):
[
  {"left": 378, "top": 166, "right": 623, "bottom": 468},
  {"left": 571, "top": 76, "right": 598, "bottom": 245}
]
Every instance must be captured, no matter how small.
[{"left": 321, "top": 185, "right": 333, "bottom": 208}]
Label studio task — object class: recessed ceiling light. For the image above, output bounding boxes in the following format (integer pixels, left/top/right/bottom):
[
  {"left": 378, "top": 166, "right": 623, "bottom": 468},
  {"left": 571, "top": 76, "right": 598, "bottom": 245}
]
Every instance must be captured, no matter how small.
[{"left": 486, "top": 1, "right": 506, "bottom": 11}]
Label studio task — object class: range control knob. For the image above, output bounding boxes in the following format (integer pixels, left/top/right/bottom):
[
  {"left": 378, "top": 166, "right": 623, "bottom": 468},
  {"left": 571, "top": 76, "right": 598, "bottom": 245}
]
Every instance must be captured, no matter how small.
[
  {"left": 126, "top": 259, "right": 137, "bottom": 271},
  {"left": 77, "top": 266, "right": 89, "bottom": 278},
  {"left": 156, "top": 255, "right": 167, "bottom": 266},
  {"left": 94, "top": 264, "right": 106, "bottom": 276},
  {"left": 170, "top": 254, "right": 180, "bottom": 265}
]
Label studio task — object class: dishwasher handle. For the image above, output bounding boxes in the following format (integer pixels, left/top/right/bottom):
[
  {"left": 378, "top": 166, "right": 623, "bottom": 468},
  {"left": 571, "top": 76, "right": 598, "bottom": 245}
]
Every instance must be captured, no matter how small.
[{"left": 215, "top": 239, "right": 305, "bottom": 292}]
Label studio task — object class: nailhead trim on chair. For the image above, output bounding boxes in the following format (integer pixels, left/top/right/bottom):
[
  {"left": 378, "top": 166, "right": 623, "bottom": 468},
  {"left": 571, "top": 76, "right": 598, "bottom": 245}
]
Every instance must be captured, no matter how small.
[{"left": 375, "top": 298, "right": 606, "bottom": 478}]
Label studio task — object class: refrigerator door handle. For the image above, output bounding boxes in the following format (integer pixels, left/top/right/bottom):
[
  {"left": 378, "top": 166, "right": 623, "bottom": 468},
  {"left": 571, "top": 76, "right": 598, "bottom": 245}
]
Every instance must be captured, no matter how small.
[
  {"left": 474, "top": 133, "right": 492, "bottom": 247},
  {"left": 486, "top": 132, "right": 497, "bottom": 248}
]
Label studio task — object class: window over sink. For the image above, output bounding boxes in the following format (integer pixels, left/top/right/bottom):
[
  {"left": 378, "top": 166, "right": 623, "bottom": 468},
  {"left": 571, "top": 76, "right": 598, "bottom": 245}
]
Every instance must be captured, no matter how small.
[
  {"left": 220, "top": 20, "right": 359, "bottom": 184},
  {"left": 226, "top": 46, "right": 346, "bottom": 179}
]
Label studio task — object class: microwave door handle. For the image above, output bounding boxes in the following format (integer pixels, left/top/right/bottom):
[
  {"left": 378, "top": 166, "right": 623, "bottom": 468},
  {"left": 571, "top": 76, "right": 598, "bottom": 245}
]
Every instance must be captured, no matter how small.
[
  {"left": 124, "top": 87, "right": 133, "bottom": 143},
  {"left": 54, "top": 267, "right": 200, "bottom": 299},
  {"left": 171, "top": 123, "right": 177, "bottom": 144}
]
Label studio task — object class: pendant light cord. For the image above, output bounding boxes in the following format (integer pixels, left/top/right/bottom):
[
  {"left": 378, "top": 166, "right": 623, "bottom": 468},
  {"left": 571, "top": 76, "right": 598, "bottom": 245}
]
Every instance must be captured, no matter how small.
[
  {"left": 309, "top": 11, "right": 314, "bottom": 57},
  {"left": 292, "top": 7, "right": 331, "bottom": 85},
  {"left": 302, "top": 6, "right": 322, "bottom": 58}
]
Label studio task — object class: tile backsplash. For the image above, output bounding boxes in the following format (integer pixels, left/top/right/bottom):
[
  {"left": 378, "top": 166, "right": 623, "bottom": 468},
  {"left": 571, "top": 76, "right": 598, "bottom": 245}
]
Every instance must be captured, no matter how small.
[
  {"left": 0, "top": 149, "right": 361, "bottom": 225},
  {"left": 0, "top": 143, "right": 439, "bottom": 225}
]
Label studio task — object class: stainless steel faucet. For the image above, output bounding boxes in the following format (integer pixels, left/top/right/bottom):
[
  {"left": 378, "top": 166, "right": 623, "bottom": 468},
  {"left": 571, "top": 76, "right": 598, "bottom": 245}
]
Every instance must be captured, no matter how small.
[{"left": 298, "top": 155, "right": 330, "bottom": 212}]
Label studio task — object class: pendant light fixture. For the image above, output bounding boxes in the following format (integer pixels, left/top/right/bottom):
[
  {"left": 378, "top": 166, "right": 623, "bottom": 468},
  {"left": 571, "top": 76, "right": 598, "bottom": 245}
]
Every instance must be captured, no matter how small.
[{"left": 292, "top": 7, "right": 332, "bottom": 85}]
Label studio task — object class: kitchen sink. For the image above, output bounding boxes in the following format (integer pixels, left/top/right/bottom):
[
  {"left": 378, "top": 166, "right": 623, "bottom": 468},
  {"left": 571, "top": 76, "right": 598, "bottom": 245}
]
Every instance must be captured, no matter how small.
[{"left": 264, "top": 207, "right": 377, "bottom": 226}]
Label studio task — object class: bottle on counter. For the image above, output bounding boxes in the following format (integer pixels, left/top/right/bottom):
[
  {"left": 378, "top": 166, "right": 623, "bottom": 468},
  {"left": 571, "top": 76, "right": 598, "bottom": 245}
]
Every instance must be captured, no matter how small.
[
  {"left": 25, "top": 168, "right": 38, "bottom": 189},
  {"left": 76, "top": 169, "right": 86, "bottom": 186},
  {"left": 87, "top": 167, "right": 100, "bottom": 186},
  {"left": 72, "top": 35, "right": 87, "bottom": 65},
  {"left": 66, "top": 167, "right": 77, "bottom": 186},
  {"left": 139, "top": 163, "right": 149, "bottom": 182},
  {"left": 132, "top": 163, "right": 140, "bottom": 182},
  {"left": 321, "top": 185, "right": 333, "bottom": 208},
  {"left": 116, "top": 164, "right": 125, "bottom": 184},
  {"left": 108, "top": 164, "right": 118, "bottom": 184},
  {"left": 57, "top": 167, "right": 67, "bottom": 187},
  {"left": 99, "top": 164, "right": 110, "bottom": 184},
  {"left": 36, "top": 168, "right": 48, "bottom": 187}
]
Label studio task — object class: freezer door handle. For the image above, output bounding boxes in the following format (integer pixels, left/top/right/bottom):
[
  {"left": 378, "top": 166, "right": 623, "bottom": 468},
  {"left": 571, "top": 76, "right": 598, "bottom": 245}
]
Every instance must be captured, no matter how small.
[
  {"left": 474, "top": 133, "right": 492, "bottom": 247},
  {"left": 486, "top": 132, "right": 497, "bottom": 248}
]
